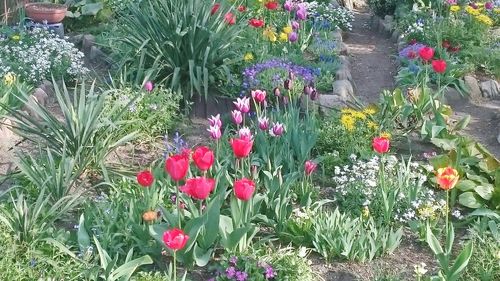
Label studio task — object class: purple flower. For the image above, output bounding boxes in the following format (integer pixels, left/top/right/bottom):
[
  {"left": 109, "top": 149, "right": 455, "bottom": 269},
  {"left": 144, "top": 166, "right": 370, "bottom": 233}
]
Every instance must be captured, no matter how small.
[
  {"left": 270, "top": 122, "right": 285, "bottom": 137},
  {"left": 234, "top": 97, "right": 251, "bottom": 113},
  {"left": 265, "top": 266, "right": 276, "bottom": 279},
  {"left": 144, "top": 81, "right": 154, "bottom": 92},
  {"left": 295, "top": 4, "right": 307, "bottom": 20},
  {"left": 226, "top": 266, "right": 237, "bottom": 278},
  {"left": 310, "top": 88, "right": 318, "bottom": 101},
  {"left": 292, "top": 20, "right": 300, "bottom": 30},
  {"left": 258, "top": 116, "right": 269, "bottom": 130},
  {"left": 283, "top": 1, "right": 293, "bottom": 12},
  {"left": 207, "top": 125, "right": 222, "bottom": 140},
  {"left": 485, "top": 2, "right": 493, "bottom": 9},
  {"left": 399, "top": 43, "right": 426, "bottom": 60},
  {"left": 229, "top": 256, "right": 238, "bottom": 265},
  {"left": 235, "top": 271, "right": 248, "bottom": 281}
]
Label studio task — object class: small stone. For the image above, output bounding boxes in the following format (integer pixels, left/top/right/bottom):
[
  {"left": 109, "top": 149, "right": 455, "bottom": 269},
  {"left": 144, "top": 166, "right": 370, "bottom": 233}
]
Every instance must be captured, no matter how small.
[
  {"left": 332, "top": 80, "right": 354, "bottom": 100},
  {"left": 335, "top": 67, "right": 352, "bottom": 81},
  {"left": 39, "top": 80, "right": 54, "bottom": 97},
  {"left": 339, "top": 42, "right": 349, "bottom": 55},
  {"left": 338, "top": 55, "right": 351, "bottom": 68},
  {"left": 82, "top": 34, "right": 96, "bottom": 54},
  {"left": 331, "top": 30, "right": 342, "bottom": 42},
  {"left": 318, "top": 94, "right": 346, "bottom": 116},
  {"left": 69, "top": 34, "right": 83, "bottom": 45},
  {"left": 382, "top": 22, "right": 393, "bottom": 37},
  {"left": 384, "top": 15, "right": 394, "bottom": 22},
  {"left": 480, "top": 80, "right": 500, "bottom": 99},
  {"left": 32, "top": 88, "right": 48, "bottom": 106},
  {"left": 463, "top": 76, "right": 481, "bottom": 100},
  {"left": 391, "top": 30, "right": 400, "bottom": 43}
]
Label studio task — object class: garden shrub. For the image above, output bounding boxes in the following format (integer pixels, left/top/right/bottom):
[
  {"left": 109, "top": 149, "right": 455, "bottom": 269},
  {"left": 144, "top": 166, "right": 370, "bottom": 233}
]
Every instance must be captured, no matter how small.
[
  {"left": 0, "top": 28, "right": 88, "bottom": 85},
  {"left": 0, "top": 73, "right": 31, "bottom": 117},
  {"left": 368, "top": 0, "right": 397, "bottom": 17},
  {"left": 116, "top": 0, "right": 243, "bottom": 104}
]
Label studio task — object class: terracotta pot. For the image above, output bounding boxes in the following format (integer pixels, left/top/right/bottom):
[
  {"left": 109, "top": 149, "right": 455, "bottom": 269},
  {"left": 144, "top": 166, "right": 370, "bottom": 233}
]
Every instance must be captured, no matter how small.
[{"left": 25, "top": 3, "right": 67, "bottom": 24}]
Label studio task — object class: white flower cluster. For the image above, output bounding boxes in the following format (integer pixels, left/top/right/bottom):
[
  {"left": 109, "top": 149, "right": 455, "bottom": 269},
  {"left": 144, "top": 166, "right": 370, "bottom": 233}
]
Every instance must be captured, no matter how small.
[
  {"left": 307, "top": 1, "right": 354, "bottom": 31},
  {"left": 331, "top": 155, "right": 442, "bottom": 223},
  {"left": 402, "top": 20, "right": 426, "bottom": 38},
  {"left": 0, "top": 28, "right": 88, "bottom": 84}
]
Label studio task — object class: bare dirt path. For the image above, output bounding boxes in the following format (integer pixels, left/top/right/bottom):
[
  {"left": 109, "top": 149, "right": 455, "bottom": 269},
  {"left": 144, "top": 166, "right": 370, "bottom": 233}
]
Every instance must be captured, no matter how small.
[{"left": 343, "top": 10, "right": 397, "bottom": 104}]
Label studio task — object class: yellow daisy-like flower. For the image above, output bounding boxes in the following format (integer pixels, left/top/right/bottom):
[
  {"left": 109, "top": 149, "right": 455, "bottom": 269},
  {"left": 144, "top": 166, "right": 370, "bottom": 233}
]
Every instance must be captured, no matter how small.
[
  {"left": 465, "top": 6, "right": 480, "bottom": 16},
  {"left": 363, "top": 106, "right": 377, "bottom": 115},
  {"left": 11, "top": 34, "right": 20, "bottom": 41},
  {"left": 243, "top": 52, "right": 254, "bottom": 62},
  {"left": 263, "top": 27, "right": 277, "bottom": 42},
  {"left": 282, "top": 26, "right": 293, "bottom": 34},
  {"left": 494, "top": 8, "right": 500, "bottom": 14},
  {"left": 3, "top": 72, "right": 16, "bottom": 86},
  {"left": 449, "top": 5, "right": 460, "bottom": 13},
  {"left": 340, "top": 114, "right": 355, "bottom": 131},
  {"left": 279, "top": 32, "right": 288, "bottom": 42},
  {"left": 475, "top": 14, "right": 493, "bottom": 26},
  {"left": 380, "top": 131, "right": 391, "bottom": 139},
  {"left": 351, "top": 111, "right": 366, "bottom": 120},
  {"left": 367, "top": 121, "right": 378, "bottom": 130}
]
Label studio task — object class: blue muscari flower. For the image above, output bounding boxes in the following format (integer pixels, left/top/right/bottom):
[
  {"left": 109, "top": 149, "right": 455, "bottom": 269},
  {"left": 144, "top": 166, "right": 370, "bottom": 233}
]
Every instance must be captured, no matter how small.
[{"left": 408, "top": 63, "right": 420, "bottom": 75}]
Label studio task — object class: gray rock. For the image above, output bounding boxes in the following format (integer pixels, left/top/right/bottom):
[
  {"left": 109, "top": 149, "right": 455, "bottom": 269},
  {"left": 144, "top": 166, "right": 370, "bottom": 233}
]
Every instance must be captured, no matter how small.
[
  {"left": 39, "top": 80, "right": 54, "bottom": 97},
  {"left": 331, "top": 30, "right": 342, "bottom": 42},
  {"left": 384, "top": 15, "right": 394, "bottom": 22},
  {"left": 381, "top": 22, "right": 393, "bottom": 37},
  {"left": 332, "top": 80, "right": 354, "bottom": 100},
  {"left": 338, "top": 55, "right": 351, "bottom": 68},
  {"left": 318, "top": 94, "right": 346, "bottom": 116},
  {"left": 82, "top": 34, "right": 96, "bottom": 54},
  {"left": 335, "top": 67, "right": 352, "bottom": 81},
  {"left": 69, "top": 34, "right": 83, "bottom": 45},
  {"left": 463, "top": 76, "right": 482, "bottom": 100},
  {"left": 498, "top": 131, "right": 500, "bottom": 144},
  {"left": 480, "top": 80, "right": 500, "bottom": 99},
  {"left": 391, "top": 30, "right": 400, "bottom": 43},
  {"left": 339, "top": 42, "right": 349, "bottom": 55},
  {"left": 32, "top": 88, "right": 48, "bottom": 107}
]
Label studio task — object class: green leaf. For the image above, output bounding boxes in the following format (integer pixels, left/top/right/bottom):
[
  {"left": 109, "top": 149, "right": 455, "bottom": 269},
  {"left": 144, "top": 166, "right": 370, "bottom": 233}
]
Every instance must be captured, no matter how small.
[
  {"left": 77, "top": 214, "right": 91, "bottom": 254},
  {"left": 474, "top": 184, "right": 494, "bottom": 200},
  {"left": 426, "top": 224, "right": 443, "bottom": 255},
  {"left": 453, "top": 115, "right": 470, "bottom": 131},
  {"left": 109, "top": 254, "right": 153, "bottom": 281},
  {"left": 455, "top": 180, "right": 476, "bottom": 192},
  {"left": 194, "top": 245, "right": 212, "bottom": 267},
  {"left": 467, "top": 208, "right": 500, "bottom": 219},
  {"left": 458, "top": 192, "right": 483, "bottom": 209},
  {"left": 81, "top": 3, "right": 104, "bottom": 16},
  {"left": 447, "top": 242, "right": 473, "bottom": 281}
]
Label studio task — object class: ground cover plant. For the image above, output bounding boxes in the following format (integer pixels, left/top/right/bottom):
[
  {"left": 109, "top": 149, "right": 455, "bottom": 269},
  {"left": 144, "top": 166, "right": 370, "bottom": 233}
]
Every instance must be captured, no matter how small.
[{"left": 0, "top": 0, "right": 499, "bottom": 280}]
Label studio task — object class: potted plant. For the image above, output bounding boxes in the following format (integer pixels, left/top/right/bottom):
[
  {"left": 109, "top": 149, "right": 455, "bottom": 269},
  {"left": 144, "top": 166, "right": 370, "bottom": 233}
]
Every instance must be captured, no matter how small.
[{"left": 24, "top": 1, "right": 67, "bottom": 24}]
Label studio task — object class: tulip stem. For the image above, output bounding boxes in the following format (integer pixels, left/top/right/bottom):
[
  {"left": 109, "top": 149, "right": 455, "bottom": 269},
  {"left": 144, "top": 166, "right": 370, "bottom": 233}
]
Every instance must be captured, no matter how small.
[
  {"left": 445, "top": 191, "right": 449, "bottom": 238},
  {"left": 176, "top": 182, "right": 181, "bottom": 228},
  {"left": 173, "top": 251, "right": 177, "bottom": 281}
]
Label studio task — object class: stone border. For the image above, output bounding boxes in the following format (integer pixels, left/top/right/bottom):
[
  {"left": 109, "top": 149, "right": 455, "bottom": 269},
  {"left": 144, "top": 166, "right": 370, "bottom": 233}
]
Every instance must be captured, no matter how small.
[{"left": 316, "top": 28, "right": 355, "bottom": 115}]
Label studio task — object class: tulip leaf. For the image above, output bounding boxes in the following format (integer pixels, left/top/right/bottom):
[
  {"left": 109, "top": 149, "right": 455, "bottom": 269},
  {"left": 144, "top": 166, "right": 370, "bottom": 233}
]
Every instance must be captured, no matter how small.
[
  {"left": 455, "top": 180, "right": 476, "bottom": 192},
  {"left": 194, "top": 245, "right": 212, "bottom": 267},
  {"left": 458, "top": 192, "right": 483, "bottom": 209},
  {"left": 447, "top": 242, "right": 473, "bottom": 281},
  {"left": 426, "top": 224, "right": 443, "bottom": 255},
  {"left": 474, "top": 184, "right": 493, "bottom": 200},
  {"left": 77, "top": 214, "right": 91, "bottom": 255}
]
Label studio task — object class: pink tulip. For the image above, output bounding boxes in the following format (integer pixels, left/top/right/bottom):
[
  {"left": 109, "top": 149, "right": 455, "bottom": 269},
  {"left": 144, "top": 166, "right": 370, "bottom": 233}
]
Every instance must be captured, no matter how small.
[
  {"left": 144, "top": 81, "right": 154, "bottom": 92},
  {"left": 231, "top": 110, "right": 243, "bottom": 125},
  {"left": 238, "top": 127, "right": 252, "bottom": 140},
  {"left": 233, "top": 97, "right": 250, "bottom": 113},
  {"left": 251, "top": 90, "right": 266, "bottom": 103},
  {"left": 270, "top": 122, "right": 285, "bottom": 137},
  {"left": 208, "top": 114, "right": 222, "bottom": 128},
  {"left": 258, "top": 116, "right": 269, "bottom": 131},
  {"left": 207, "top": 125, "right": 221, "bottom": 140}
]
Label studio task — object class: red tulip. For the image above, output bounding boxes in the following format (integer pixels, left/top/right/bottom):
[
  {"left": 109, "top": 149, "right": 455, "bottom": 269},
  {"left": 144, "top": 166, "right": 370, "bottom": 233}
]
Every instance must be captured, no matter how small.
[
  {"left": 304, "top": 160, "right": 317, "bottom": 176},
  {"left": 265, "top": 1, "right": 279, "bottom": 10},
  {"left": 249, "top": 18, "right": 265, "bottom": 28},
  {"left": 230, "top": 137, "right": 253, "bottom": 158},
  {"left": 442, "top": 40, "right": 451, "bottom": 49},
  {"left": 436, "top": 167, "right": 459, "bottom": 190},
  {"left": 165, "top": 154, "right": 189, "bottom": 181},
  {"left": 180, "top": 177, "right": 216, "bottom": 200},
  {"left": 192, "top": 146, "right": 214, "bottom": 171},
  {"left": 238, "top": 5, "right": 246, "bottom": 12},
  {"left": 419, "top": 47, "right": 435, "bottom": 61},
  {"left": 137, "top": 170, "right": 154, "bottom": 187},
  {"left": 372, "top": 136, "right": 390, "bottom": 154},
  {"left": 224, "top": 12, "right": 236, "bottom": 25},
  {"left": 163, "top": 228, "right": 189, "bottom": 251},
  {"left": 211, "top": 3, "right": 220, "bottom": 15},
  {"left": 233, "top": 178, "right": 255, "bottom": 201},
  {"left": 432, "top": 59, "right": 447, "bottom": 73}
]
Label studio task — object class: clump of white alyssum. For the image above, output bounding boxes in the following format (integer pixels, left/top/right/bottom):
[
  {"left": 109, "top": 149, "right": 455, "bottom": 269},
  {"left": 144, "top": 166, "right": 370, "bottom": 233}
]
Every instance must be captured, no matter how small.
[
  {"left": 307, "top": 1, "right": 354, "bottom": 31},
  {"left": 330, "top": 155, "right": 445, "bottom": 224},
  {"left": 0, "top": 28, "right": 88, "bottom": 85}
]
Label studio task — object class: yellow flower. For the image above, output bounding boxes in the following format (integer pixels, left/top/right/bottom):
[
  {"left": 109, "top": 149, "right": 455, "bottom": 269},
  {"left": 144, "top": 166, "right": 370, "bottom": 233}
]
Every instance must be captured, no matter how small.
[
  {"left": 450, "top": 5, "right": 460, "bottom": 13},
  {"left": 417, "top": 204, "right": 437, "bottom": 220},
  {"left": 363, "top": 106, "right": 377, "bottom": 115},
  {"left": 11, "top": 35, "right": 20, "bottom": 41},
  {"left": 495, "top": 8, "right": 500, "bottom": 14},
  {"left": 243, "top": 52, "right": 254, "bottom": 62},
  {"left": 263, "top": 27, "right": 277, "bottom": 42},
  {"left": 475, "top": 14, "right": 493, "bottom": 26},
  {"left": 380, "top": 131, "right": 391, "bottom": 139},
  {"left": 361, "top": 206, "right": 370, "bottom": 218},
  {"left": 351, "top": 111, "right": 366, "bottom": 120},
  {"left": 465, "top": 6, "right": 480, "bottom": 16},
  {"left": 340, "top": 114, "right": 355, "bottom": 131},
  {"left": 367, "top": 121, "right": 378, "bottom": 130},
  {"left": 3, "top": 72, "right": 16, "bottom": 86},
  {"left": 279, "top": 32, "right": 288, "bottom": 42},
  {"left": 282, "top": 25, "right": 293, "bottom": 34}
]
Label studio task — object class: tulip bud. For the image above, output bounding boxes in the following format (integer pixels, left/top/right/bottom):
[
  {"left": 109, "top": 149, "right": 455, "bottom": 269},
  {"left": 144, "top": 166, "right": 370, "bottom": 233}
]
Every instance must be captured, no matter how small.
[
  {"left": 284, "top": 79, "right": 293, "bottom": 90},
  {"left": 273, "top": 87, "right": 281, "bottom": 97}
]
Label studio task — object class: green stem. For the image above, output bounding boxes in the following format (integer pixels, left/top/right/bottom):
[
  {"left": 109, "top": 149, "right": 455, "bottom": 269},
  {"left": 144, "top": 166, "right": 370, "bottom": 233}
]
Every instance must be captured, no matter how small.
[
  {"left": 173, "top": 251, "right": 177, "bottom": 281},
  {"left": 445, "top": 191, "right": 449, "bottom": 238},
  {"left": 176, "top": 182, "right": 181, "bottom": 228}
]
